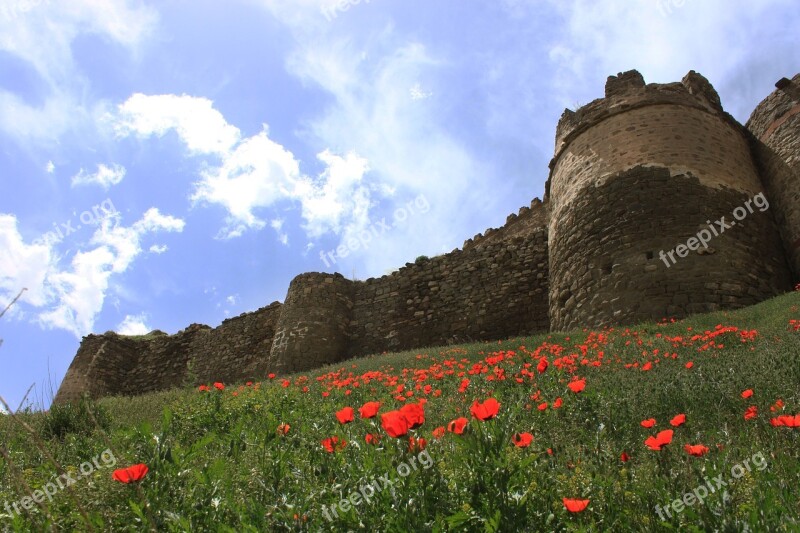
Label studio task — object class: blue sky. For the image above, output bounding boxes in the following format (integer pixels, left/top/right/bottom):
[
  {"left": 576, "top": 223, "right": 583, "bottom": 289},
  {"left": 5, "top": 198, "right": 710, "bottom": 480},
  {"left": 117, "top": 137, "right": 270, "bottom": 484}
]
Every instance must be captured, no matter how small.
[{"left": 1, "top": 0, "right": 798, "bottom": 411}]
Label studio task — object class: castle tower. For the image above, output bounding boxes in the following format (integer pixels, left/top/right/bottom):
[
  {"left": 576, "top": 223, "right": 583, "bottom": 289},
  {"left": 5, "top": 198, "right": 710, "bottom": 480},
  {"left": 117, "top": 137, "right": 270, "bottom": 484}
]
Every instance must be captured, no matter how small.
[
  {"left": 547, "top": 70, "right": 792, "bottom": 331},
  {"left": 746, "top": 74, "right": 800, "bottom": 282},
  {"left": 267, "top": 272, "right": 354, "bottom": 374}
]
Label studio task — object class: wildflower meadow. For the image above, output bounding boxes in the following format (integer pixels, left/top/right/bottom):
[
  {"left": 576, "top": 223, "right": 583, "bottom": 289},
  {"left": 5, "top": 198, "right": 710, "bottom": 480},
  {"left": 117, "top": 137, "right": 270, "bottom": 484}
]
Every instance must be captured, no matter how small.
[{"left": 1, "top": 289, "right": 799, "bottom": 531}]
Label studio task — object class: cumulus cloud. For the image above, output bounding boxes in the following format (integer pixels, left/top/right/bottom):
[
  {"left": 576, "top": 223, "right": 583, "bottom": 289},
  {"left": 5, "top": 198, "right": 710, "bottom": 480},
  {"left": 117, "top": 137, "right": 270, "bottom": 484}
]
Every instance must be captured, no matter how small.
[
  {"left": 71, "top": 163, "right": 126, "bottom": 189},
  {"left": 115, "top": 94, "right": 241, "bottom": 156},
  {"left": 0, "top": 208, "right": 185, "bottom": 338},
  {"left": 113, "top": 94, "right": 378, "bottom": 241},
  {"left": 149, "top": 244, "right": 168, "bottom": 254},
  {"left": 116, "top": 314, "right": 150, "bottom": 335}
]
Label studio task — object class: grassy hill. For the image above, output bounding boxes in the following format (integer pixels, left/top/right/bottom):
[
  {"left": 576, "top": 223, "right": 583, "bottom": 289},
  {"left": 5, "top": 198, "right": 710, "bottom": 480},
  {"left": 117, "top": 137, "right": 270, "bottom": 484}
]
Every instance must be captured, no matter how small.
[{"left": 1, "top": 289, "right": 799, "bottom": 531}]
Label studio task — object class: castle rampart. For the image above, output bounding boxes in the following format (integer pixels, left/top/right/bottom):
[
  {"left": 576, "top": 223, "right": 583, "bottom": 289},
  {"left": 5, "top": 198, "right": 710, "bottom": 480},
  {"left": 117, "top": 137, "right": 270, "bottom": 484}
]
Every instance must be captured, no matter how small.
[{"left": 54, "top": 69, "right": 799, "bottom": 404}]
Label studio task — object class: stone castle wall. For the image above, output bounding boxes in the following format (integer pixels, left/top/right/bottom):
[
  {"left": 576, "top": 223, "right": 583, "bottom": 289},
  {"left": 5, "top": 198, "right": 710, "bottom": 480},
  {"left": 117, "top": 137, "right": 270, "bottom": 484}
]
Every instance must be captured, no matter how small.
[
  {"left": 746, "top": 74, "right": 800, "bottom": 280},
  {"left": 54, "top": 69, "right": 800, "bottom": 404},
  {"left": 547, "top": 71, "right": 793, "bottom": 330}
]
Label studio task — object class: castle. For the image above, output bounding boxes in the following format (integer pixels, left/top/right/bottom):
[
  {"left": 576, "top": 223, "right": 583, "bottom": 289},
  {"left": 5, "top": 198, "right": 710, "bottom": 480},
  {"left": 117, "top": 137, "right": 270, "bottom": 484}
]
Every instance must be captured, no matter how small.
[{"left": 54, "top": 70, "right": 800, "bottom": 405}]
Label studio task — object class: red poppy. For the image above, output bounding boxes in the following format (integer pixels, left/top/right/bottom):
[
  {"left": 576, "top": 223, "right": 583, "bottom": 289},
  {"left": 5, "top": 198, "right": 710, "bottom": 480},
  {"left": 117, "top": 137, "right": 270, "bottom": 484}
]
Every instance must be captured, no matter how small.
[
  {"left": 684, "top": 444, "right": 709, "bottom": 457},
  {"left": 213, "top": 382, "right": 225, "bottom": 391},
  {"left": 447, "top": 417, "right": 468, "bottom": 435},
  {"left": 562, "top": 498, "right": 590, "bottom": 513},
  {"left": 381, "top": 411, "right": 410, "bottom": 438},
  {"left": 685, "top": 361, "right": 694, "bottom": 369},
  {"left": 399, "top": 402, "right": 425, "bottom": 429},
  {"left": 640, "top": 418, "right": 656, "bottom": 428},
  {"left": 112, "top": 464, "right": 149, "bottom": 484},
  {"left": 198, "top": 385, "right": 209, "bottom": 392},
  {"left": 268, "top": 373, "right": 276, "bottom": 379},
  {"left": 335, "top": 407, "right": 355, "bottom": 425},
  {"left": 537, "top": 358, "right": 548, "bottom": 374},
  {"left": 321, "top": 436, "right": 347, "bottom": 453},
  {"left": 408, "top": 436, "right": 427, "bottom": 452},
  {"left": 512, "top": 432, "right": 533, "bottom": 448},
  {"left": 432, "top": 426, "right": 446, "bottom": 439},
  {"left": 771, "top": 414, "right": 800, "bottom": 428},
  {"left": 553, "top": 397, "right": 563, "bottom": 409},
  {"left": 277, "top": 423, "right": 290, "bottom": 435},
  {"left": 770, "top": 399, "right": 784, "bottom": 412},
  {"left": 359, "top": 401, "right": 381, "bottom": 419},
  {"left": 741, "top": 389, "right": 754, "bottom": 399},
  {"left": 620, "top": 452, "right": 630, "bottom": 462},
  {"left": 670, "top": 414, "right": 686, "bottom": 427},
  {"left": 744, "top": 406, "right": 758, "bottom": 420},
  {"left": 567, "top": 379, "right": 586, "bottom": 393},
  {"left": 471, "top": 398, "right": 501, "bottom": 421},
  {"left": 644, "top": 429, "right": 674, "bottom": 451},
  {"left": 537, "top": 402, "right": 548, "bottom": 411},
  {"left": 365, "top": 433, "right": 381, "bottom": 445}
]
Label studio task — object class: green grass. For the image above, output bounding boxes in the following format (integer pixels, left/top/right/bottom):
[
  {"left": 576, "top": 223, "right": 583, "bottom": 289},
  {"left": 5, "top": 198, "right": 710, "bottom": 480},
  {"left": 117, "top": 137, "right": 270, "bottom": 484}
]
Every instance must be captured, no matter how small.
[{"left": 1, "top": 291, "right": 799, "bottom": 531}]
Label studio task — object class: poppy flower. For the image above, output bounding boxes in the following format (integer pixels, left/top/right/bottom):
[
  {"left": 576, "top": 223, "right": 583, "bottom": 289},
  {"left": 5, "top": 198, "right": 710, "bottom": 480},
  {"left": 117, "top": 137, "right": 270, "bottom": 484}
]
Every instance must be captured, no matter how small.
[
  {"left": 562, "top": 498, "right": 590, "bottom": 513},
  {"left": 112, "top": 464, "right": 149, "bottom": 484},
  {"left": 567, "top": 379, "right": 586, "bottom": 393},
  {"left": 198, "top": 385, "right": 209, "bottom": 392},
  {"left": 770, "top": 399, "right": 784, "bottom": 412},
  {"left": 277, "top": 423, "right": 290, "bottom": 435},
  {"left": 321, "top": 436, "right": 347, "bottom": 453},
  {"left": 512, "top": 432, "right": 533, "bottom": 448},
  {"left": 553, "top": 397, "right": 563, "bottom": 409},
  {"left": 537, "top": 358, "right": 548, "bottom": 374},
  {"left": 268, "top": 373, "right": 276, "bottom": 379},
  {"left": 359, "top": 401, "right": 381, "bottom": 419},
  {"left": 744, "top": 406, "right": 758, "bottom": 420},
  {"left": 381, "top": 410, "right": 410, "bottom": 438},
  {"left": 447, "top": 417, "right": 468, "bottom": 435},
  {"left": 620, "top": 452, "right": 630, "bottom": 462},
  {"left": 685, "top": 361, "right": 694, "bottom": 369},
  {"left": 408, "top": 436, "right": 427, "bottom": 452},
  {"left": 771, "top": 414, "right": 800, "bottom": 428},
  {"left": 335, "top": 407, "right": 355, "bottom": 425},
  {"left": 432, "top": 426, "right": 446, "bottom": 439},
  {"left": 365, "top": 433, "right": 381, "bottom": 445},
  {"left": 399, "top": 402, "right": 425, "bottom": 429},
  {"left": 537, "top": 402, "right": 548, "bottom": 411},
  {"left": 684, "top": 444, "right": 710, "bottom": 457},
  {"left": 644, "top": 429, "right": 674, "bottom": 451},
  {"left": 640, "top": 418, "right": 656, "bottom": 428},
  {"left": 670, "top": 414, "right": 686, "bottom": 427},
  {"left": 471, "top": 398, "right": 501, "bottom": 421},
  {"left": 741, "top": 389, "right": 754, "bottom": 399},
  {"left": 213, "top": 382, "right": 225, "bottom": 391}
]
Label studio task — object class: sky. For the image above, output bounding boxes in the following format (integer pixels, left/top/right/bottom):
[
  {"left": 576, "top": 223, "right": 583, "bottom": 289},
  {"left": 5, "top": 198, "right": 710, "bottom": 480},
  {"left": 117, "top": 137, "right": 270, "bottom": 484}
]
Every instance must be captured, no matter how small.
[{"left": 0, "top": 0, "right": 798, "bottom": 412}]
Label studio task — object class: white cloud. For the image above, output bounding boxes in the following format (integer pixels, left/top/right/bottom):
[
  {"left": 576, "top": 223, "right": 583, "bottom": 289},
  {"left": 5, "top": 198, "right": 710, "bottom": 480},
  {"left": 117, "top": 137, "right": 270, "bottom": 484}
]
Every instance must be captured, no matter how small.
[
  {"left": 0, "top": 1, "right": 157, "bottom": 143},
  {"left": 149, "top": 244, "right": 168, "bottom": 254},
  {"left": 116, "top": 314, "right": 150, "bottom": 335},
  {"left": 115, "top": 94, "right": 241, "bottom": 156},
  {"left": 45, "top": 160, "right": 55, "bottom": 173},
  {"left": 0, "top": 208, "right": 185, "bottom": 338},
  {"left": 71, "top": 163, "right": 126, "bottom": 189}
]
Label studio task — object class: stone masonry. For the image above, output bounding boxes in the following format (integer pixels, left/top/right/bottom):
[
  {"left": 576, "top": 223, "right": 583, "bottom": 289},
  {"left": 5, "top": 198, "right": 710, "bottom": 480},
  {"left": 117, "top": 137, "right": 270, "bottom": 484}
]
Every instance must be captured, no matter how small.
[{"left": 54, "top": 70, "right": 800, "bottom": 404}]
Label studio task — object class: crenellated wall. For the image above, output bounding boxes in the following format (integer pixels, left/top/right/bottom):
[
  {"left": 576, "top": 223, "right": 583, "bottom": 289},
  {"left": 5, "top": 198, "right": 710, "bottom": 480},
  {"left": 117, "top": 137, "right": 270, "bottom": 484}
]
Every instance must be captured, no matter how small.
[{"left": 54, "top": 69, "right": 800, "bottom": 404}]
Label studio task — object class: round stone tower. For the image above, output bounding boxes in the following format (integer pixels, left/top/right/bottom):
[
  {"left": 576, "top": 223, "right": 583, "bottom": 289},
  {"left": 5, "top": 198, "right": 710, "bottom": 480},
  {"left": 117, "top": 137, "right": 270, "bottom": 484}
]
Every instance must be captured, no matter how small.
[
  {"left": 746, "top": 74, "right": 800, "bottom": 282},
  {"left": 547, "top": 70, "right": 792, "bottom": 331},
  {"left": 267, "top": 272, "right": 354, "bottom": 373}
]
